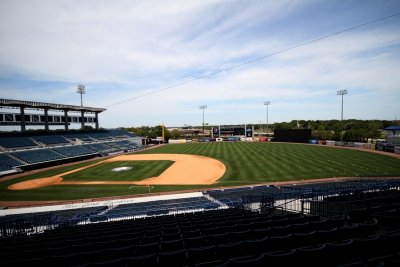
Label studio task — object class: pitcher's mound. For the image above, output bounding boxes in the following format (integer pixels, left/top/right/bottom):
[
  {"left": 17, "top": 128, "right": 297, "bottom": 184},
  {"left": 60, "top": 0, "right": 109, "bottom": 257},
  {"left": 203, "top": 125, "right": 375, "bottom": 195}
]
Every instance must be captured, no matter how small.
[{"left": 111, "top": 166, "right": 133, "bottom": 172}]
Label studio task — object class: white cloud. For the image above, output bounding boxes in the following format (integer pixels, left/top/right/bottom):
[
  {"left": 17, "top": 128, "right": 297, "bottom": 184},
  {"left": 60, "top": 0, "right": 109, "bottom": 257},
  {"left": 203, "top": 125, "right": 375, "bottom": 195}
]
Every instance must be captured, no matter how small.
[{"left": 0, "top": 0, "right": 399, "bottom": 128}]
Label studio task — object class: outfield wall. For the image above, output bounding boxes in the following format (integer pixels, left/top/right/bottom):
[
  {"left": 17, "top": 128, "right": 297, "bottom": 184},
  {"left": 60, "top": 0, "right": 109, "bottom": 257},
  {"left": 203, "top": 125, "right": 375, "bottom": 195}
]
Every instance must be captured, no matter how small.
[{"left": 168, "top": 139, "right": 188, "bottom": 144}]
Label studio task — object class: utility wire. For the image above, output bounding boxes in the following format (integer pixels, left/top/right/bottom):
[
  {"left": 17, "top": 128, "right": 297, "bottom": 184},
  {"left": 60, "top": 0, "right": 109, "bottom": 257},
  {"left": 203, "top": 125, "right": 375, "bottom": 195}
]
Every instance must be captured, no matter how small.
[{"left": 105, "top": 11, "right": 400, "bottom": 108}]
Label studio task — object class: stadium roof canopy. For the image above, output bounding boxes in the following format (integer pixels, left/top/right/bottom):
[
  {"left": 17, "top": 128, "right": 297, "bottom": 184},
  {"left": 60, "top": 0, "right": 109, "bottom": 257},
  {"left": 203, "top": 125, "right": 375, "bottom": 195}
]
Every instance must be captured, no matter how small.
[
  {"left": 0, "top": 98, "right": 106, "bottom": 131},
  {"left": 0, "top": 98, "right": 106, "bottom": 113}
]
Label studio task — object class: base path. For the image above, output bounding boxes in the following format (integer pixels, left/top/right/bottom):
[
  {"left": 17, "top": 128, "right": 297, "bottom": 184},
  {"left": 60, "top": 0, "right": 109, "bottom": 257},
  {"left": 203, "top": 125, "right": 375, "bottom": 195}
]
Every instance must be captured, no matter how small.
[{"left": 8, "top": 154, "right": 226, "bottom": 190}]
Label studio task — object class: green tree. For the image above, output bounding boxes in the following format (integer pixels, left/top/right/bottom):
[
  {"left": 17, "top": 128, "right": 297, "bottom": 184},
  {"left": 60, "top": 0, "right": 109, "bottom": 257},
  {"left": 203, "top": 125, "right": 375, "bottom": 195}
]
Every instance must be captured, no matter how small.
[{"left": 170, "top": 129, "right": 181, "bottom": 139}]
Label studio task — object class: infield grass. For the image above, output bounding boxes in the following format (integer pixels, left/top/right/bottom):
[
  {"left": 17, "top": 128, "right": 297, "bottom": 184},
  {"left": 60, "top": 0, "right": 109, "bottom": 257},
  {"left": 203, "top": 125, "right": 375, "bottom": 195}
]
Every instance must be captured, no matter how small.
[
  {"left": 61, "top": 160, "right": 174, "bottom": 181},
  {"left": 0, "top": 142, "right": 399, "bottom": 201}
]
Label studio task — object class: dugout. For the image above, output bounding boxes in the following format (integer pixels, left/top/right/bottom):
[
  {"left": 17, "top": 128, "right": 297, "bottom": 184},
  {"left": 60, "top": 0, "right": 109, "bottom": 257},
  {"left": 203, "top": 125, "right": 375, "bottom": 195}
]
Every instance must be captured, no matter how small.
[{"left": 273, "top": 129, "right": 311, "bottom": 143}]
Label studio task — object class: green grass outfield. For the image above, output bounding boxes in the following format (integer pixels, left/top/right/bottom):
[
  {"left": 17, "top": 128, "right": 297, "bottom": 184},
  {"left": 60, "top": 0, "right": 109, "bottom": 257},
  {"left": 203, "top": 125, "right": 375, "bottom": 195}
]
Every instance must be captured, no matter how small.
[{"left": 0, "top": 142, "right": 399, "bottom": 201}]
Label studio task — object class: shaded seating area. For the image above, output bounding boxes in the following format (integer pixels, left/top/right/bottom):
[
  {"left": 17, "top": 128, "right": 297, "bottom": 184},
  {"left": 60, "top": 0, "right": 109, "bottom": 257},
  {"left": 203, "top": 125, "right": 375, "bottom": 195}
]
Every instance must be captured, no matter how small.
[
  {"left": 82, "top": 143, "right": 115, "bottom": 156},
  {"left": 0, "top": 130, "right": 143, "bottom": 175},
  {"left": 11, "top": 148, "right": 67, "bottom": 164},
  {"left": 0, "top": 136, "right": 37, "bottom": 149},
  {"left": 87, "top": 132, "right": 114, "bottom": 140},
  {"left": 1, "top": 177, "right": 400, "bottom": 265},
  {"left": 51, "top": 145, "right": 96, "bottom": 157},
  {"left": 206, "top": 179, "right": 400, "bottom": 211},
  {"left": 0, "top": 153, "right": 24, "bottom": 172},
  {"left": 206, "top": 185, "right": 284, "bottom": 207},
  {"left": 1, "top": 206, "right": 399, "bottom": 266},
  {"left": 0, "top": 206, "right": 108, "bottom": 237},
  {"left": 107, "top": 130, "right": 135, "bottom": 138},
  {"left": 63, "top": 133, "right": 94, "bottom": 142},
  {"left": 103, "top": 197, "right": 221, "bottom": 220},
  {"left": 106, "top": 140, "right": 142, "bottom": 152},
  {"left": 32, "top": 135, "right": 71, "bottom": 145}
]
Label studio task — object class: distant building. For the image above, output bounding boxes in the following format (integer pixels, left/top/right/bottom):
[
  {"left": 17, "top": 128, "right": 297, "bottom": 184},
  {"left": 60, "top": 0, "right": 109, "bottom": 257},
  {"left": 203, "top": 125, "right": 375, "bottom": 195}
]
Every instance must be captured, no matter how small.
[{"left": 384, "top": 126, "right": 400, "bottom": 145}]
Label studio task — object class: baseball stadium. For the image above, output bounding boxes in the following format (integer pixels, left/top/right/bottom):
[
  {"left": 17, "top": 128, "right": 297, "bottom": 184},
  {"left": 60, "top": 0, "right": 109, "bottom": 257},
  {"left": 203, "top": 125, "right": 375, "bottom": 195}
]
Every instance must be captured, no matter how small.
[
  {"left": 2, "top": 1, "right": 400, "bottom": 266},
  {"left": 0, "top": 98, "right": 400, "bottom": 266}
]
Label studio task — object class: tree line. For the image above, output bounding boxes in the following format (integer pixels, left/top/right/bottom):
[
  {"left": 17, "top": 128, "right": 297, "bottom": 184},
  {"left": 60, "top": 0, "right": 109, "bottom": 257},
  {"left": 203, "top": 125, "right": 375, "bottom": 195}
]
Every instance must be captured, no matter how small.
[
  {"left": 269, "top": 119, "right": 394, "bottom": 142},
  {"left": 124, "top": 119, "right": 396, "bottom": 143}
]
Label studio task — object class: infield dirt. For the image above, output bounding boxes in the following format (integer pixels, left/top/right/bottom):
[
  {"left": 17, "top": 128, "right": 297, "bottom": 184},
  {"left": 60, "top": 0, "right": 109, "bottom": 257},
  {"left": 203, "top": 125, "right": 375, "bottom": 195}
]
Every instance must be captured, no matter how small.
[{"left": 8, "top": 154, "right": 226, "bottom": 190}]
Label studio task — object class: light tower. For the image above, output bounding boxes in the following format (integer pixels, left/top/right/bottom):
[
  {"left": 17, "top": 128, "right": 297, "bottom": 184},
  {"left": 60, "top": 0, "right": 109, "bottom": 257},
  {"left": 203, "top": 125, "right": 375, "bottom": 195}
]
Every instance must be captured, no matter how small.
[
  {"left": 337, "top": 90, "right": 348, "bottom": 141},
  {"left": 77, "top": 84, "right": 86, "bottom": 107},
  {"left": 199, "top": 105, "right": 207, "bottom": 138},
  {"left": 264, "top": 101, "right": 270, "bottom": 134}
]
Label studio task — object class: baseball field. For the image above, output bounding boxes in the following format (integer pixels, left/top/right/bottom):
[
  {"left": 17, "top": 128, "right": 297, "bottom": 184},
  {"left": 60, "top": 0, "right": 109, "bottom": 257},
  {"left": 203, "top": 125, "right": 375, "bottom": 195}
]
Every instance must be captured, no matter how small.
[{"left": 0, "top": 142, "right": 399, "bottom": 202}]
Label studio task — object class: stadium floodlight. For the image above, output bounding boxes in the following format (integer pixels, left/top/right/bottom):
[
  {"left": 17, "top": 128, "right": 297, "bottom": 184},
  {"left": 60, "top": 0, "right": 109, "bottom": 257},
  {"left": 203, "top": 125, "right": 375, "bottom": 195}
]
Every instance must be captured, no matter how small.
[
  {"left": 199, "top": 105, "right": 207, "bottom": 138},
  {"left": 77, "top": 84, "right": 86, "bottom": 107},
  {"left": 264, "top": 101, "right": 270, "bottom": 134},
  {"left": 337, "top": 90, "right": 348, "bottom": 141}
]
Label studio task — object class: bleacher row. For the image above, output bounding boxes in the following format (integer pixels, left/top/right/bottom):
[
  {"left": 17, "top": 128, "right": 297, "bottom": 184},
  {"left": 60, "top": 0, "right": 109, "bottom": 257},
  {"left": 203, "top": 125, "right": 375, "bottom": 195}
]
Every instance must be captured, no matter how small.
[
  {"left": 102, "top": 197, "right": 220, "bottom": 221},
  {"left": 1, "top": 205, "right": 399, "bottom": 266},
  {"left": 0, "top": 130, "right": 133, "bottom": 149},
  {"left": 2, "top": 179, "right": 400, "bottom": 237},
  {"left": 0, "top": 130, "right": 143, "bottom": 174},
  {"left": 206, "top": 178, "right": 400, "bottom": 207},
  {"left": 0, "top": 179, "right": 400, "bottom": 266},
  {"left": 0, "top": 206, "right": 109, "bottom": 236},
  {"left": 0, "top": 197, "right": 221, "bottom": 237}
]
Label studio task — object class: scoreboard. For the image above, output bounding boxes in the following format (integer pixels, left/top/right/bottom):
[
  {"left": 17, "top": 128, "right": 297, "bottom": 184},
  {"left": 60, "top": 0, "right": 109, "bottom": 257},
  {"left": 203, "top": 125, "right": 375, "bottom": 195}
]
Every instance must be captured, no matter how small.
[{"left": 212, "top": 125, "right": 253, "bottom": 138}]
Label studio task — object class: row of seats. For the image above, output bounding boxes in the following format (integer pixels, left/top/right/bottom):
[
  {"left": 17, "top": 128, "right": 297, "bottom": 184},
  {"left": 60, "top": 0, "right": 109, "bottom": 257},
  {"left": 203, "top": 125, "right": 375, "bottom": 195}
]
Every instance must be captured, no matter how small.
[
  {"left": 11, "top": 221, "right": 375, "bottom": 253},
  {"left": 1, "top": 221, "right": 398, "bottom": 266},
  {"left": 105, "top": 197, "right": 219, "bottom": 219},
  {"left": 0, "top": 136, "right": 36, "bottom": 148},
  {"left": 11, "top": 148, "right": 67, "bottom": 163},
  {"left": 0, "top": 142, "right": 142, "bottom": 173},
  {"left": 0, "top": 206, "right": 107, "bottom": 237},
  {"left": 0, "top": 153, "right": 24, "bottom": 172},
  {"left": 0, "top": 208, "right": 380, "bottom": 256},
  {"left": 9, "top": 144, "right": 113, "bottom": 164},
  {"left": 33, "top": 135, "right": 70, "bottom": 145},
  {"left": 52, "top": 146, "right": 95, "bottom": 157},
  {"left": 0, "top": 130, "right": 135, "bottom": 149},
  {"left": 206, "top": 179, "right": 400, "bottom": 207},
  {"left": 1, "top": 183, "right": 399, "bottom": 266}
]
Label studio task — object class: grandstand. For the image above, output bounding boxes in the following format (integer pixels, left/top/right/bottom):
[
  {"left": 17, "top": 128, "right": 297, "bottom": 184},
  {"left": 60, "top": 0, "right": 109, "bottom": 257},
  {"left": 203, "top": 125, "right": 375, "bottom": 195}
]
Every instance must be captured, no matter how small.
[
  {"left": 0, "top": 129, "right": 143, "bottom": 176},
  {"left": 0, "top": 136, "right": 37, "bottom": 149},
  {"left": 0, "top": 178, "right": 399, "bottom": 266}
]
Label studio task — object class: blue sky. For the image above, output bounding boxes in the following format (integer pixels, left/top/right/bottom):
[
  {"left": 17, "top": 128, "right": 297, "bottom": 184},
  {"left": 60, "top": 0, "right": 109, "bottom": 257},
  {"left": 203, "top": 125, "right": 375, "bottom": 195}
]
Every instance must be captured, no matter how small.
[{"left": 0, "top": 0, "right": 400, "bottom": 129}]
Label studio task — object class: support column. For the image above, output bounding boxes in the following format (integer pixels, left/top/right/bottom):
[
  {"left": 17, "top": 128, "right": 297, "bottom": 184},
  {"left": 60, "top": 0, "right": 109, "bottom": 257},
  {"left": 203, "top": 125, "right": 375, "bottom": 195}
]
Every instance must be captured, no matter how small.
[
  {"left": 81, "top": 110, "right": 85, "bottom": 129},
  {"left": 44, "top": 108, "right": 49, "bottom": 131},
  {"left": 20, "top": 106, "right": 26, "bottom": 131},
  {"left": 95, "top": 112, "right": 99, "bottom": 130},
  {"left": 64, "top": 109, "right": 69, "bottom": 131}
]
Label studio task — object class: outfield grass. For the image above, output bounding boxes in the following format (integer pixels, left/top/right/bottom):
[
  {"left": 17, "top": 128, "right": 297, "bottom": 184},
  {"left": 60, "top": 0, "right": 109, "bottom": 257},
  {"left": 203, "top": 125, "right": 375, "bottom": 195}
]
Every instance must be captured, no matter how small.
[
  {"left": 0, "top": 142, "right": 399, "bottom": 201},
  {"left": 137, "top": 142, "right": 400, "bottom": 184},
  {"left": 62, "top": 160, "right": 174, "bottom": 181}
]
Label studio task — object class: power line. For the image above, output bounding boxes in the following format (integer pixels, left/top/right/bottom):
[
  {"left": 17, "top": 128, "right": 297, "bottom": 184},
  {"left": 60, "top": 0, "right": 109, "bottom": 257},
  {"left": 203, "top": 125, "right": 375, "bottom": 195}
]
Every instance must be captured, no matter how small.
[{"left": 105, "top": 11, "right": 400, "bottom": 108}]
